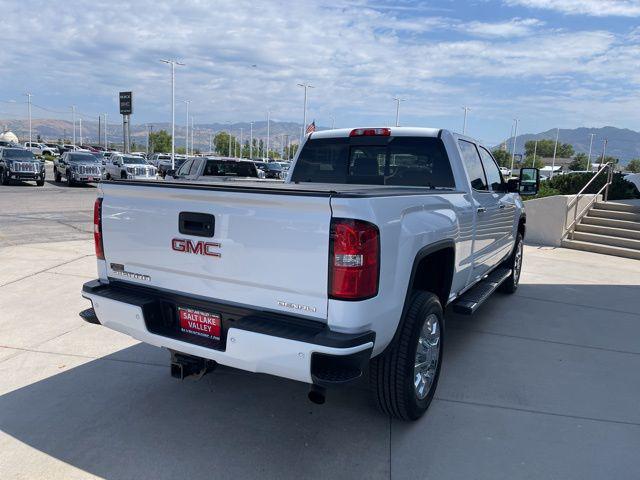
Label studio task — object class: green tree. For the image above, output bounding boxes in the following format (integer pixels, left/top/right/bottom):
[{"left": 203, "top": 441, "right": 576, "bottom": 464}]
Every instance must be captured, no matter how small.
[
  {"left": 149, "top": 130, "right": 172, "bottom": 153},
  {"left": 627, "top": 159, "right": 640, "bottom": 173},
  {"left": 525, "top": 140, "right": 574, "bottom": 158},
  {"left": 491, "top": 149, "right": 511, "bottom": 168},
  {"left": 214, "top": 132, "right": 236, "bottom": 156},
  {"left": 568, "top": 153, "right": 588, "bottom": 171}
]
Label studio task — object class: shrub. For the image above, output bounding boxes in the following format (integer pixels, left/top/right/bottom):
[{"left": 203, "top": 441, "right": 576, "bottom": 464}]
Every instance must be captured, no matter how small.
[{"left": 546, "top": 172, "right": 639, "bottom": 200}]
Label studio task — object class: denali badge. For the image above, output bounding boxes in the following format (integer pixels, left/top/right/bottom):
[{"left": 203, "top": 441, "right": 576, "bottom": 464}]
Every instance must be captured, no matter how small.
[
  {"left": 110, "top": 263, "right": 151, "bottom": 282},
  {"left": 171, "top": 238, "right": 221, "bottom": 258},
  {"left": 277, "top": 300, "right": 317, "bottom": 313}
]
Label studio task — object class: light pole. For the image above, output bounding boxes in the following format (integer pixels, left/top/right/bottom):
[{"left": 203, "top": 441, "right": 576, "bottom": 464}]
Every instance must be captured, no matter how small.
[
  {"left": 551, "top": 127, "right": 559, "bottom": 179},
  {"left": 26, "top": 93, "right": 32, "bottom": 146},
  {"left": 330, "top": 115, "right": 335, "bottom": 129},
  {"left": 209, "top": 133, "right": 213, "bottom": 154},
  {"left": 79, "top": 117, "right": 83, "bottom": 146},
  {"left": 160, "top": 59, "right": 184, "bottom": 169},
  {"left": 240, "top": 128, "right": 243, "bottom": 158},
  {"left": 462, "top": 106, "right": 471, "bottom": 135},
  {"left": 71, "top": 105, "right": 76, "bottom": 147},
  {"left": 587, "top": 133, "right": 596, "bottom": 172},
  {"left": 103, "top": 113, "right": 108, "bottom": 149},
  {"left": 393, "top": 97, "right": 405, "bottom": 127},
  {"left": 297, "top": 83, "right": 313, "bottom": 143},
  {"left": 510, "top": 118, "right": 519, "bottom": 173},
  {"left": 191, "top": 116, "right": 194, "bottom": 155},
  {"left": 183, "top": 100, "right": 190, "bottom": 156},
  {"left": 532, "top": 140, "right": 538, "bottom": 168},
  {"left": 249, "top": 122, "right": 253, "bottom": 159},
  {"left": 266, "top": 110, "right": 270, "bottom": 159}
]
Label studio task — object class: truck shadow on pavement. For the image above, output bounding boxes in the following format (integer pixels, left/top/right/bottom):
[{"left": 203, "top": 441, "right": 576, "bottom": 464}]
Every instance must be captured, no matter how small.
[{"left": 2, "top": 282, "right": 640, "bottom": 479}]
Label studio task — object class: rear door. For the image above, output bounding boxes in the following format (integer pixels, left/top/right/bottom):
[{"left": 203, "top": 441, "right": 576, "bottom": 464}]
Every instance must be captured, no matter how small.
[
  {"left": 100, "top": 183, "right": 333, "bottom": 320},
  {"left": 457, "top": 139, "right": 503, "bottom": 277}
]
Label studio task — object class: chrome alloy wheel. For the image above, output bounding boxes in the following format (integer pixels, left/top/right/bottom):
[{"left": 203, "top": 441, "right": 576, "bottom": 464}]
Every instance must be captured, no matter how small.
[
  {"left": 513, "top": 239, "right": 524, "bottom": 284},
  {"left": 414, "top": 313, "right": 441, "bottom": 400}
]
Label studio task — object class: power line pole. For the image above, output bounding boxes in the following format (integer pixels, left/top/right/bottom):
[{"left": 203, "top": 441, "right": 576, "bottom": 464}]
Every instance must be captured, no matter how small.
[
  {"left": 160, "top": 59, "right": 185, "bottom": 169},
  {"left": 393, "top": 97, "right": 405, "bottom": 127},
  {"left": 462, "top": 106, "right": 471, "bottom": 135},
  {"left": 103, "top": 113, "right": 108, "bottom": 149},
  {"left": 71, "top": 105, "right": 76, "bottom": 147},
  {"left": 551, "top": 127, "right": 559, "bottom": 179},
  {"left": 297, "top": 83, "right": 313, "bottom": 143},
  {"left": 183, "top": 100, "right": 190, "bottom": 156},
  {"left": 510, "top": 118, "right": 519, "bottom": 173},
  {"left": 249, "top": 122, "right": 253, "bottom": 159},
  {"left": 587, "top": 133, "right": 596, "bottom": 172},
  {"left": 26, "top": 93, "right": 32, "bottom": 146}
]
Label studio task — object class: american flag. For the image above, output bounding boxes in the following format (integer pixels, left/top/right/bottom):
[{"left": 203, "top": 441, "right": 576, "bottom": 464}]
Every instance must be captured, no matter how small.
[{"left": 305, "top": 121, "right": 316, "bottom": 134}]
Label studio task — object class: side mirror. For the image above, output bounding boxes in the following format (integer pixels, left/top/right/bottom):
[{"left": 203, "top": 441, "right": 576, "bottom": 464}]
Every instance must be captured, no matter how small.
[
  {"left": 518, "top": 168, "right": 540, "bottom": 196},
  {"left": 506, "top": 178, "right": 519, "bottom": 193}
]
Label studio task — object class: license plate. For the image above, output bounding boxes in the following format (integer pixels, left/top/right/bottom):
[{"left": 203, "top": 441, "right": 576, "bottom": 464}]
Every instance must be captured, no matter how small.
[{"left": 178, "top": 307, "right": 221, "bottom": 341}]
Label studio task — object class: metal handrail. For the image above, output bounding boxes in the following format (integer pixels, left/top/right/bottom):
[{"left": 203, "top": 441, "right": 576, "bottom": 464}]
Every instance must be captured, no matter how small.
[{"left": 563, "top": 163, "right": 614, "bottom": 240}]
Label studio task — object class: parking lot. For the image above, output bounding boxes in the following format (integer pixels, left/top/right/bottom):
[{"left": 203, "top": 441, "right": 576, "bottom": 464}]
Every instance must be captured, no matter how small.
[{"left": 1, "top": 172, "right": 640, "bottom": 479}]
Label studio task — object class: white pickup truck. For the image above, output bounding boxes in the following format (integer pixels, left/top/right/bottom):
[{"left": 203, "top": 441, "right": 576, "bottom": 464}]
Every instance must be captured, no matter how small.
[{"left": 81, "top": 127, "right": 539, "bottom": 420}]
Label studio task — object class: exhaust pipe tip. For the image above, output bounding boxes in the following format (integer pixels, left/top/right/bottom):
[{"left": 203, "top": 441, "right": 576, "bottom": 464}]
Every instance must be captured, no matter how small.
[{"left": 308, "top": 385, "right": 326, "bottom": 405}]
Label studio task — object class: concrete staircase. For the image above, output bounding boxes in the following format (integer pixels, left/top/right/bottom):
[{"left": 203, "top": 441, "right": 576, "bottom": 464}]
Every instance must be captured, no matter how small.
[{"left": 562, "top": 202, "right": 640, "bottom": 260}]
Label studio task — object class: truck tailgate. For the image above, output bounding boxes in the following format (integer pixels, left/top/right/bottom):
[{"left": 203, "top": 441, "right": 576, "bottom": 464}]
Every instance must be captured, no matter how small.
[{"left": 100, "top": 183, "right": 332, "bottom": 320}]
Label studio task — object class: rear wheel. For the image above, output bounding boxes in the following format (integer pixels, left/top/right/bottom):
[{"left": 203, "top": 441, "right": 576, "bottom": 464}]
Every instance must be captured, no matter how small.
[
  {"left": 499, "top": 232, "right": 524, "bottom": 294},
  {"left": 370, "top": 291, "right": 443, "bottom": 421}
]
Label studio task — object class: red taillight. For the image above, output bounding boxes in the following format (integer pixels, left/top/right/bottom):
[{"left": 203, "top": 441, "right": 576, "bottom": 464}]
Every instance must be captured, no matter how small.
[
  {"left": 94, "top": 198, "right": 104, "bottom": 260},
  {"left": 329, "top": 219, "right": 379, "bottom": 300},
  {"left": 349, "top": 128, "right": 391, "bottom": 137}
]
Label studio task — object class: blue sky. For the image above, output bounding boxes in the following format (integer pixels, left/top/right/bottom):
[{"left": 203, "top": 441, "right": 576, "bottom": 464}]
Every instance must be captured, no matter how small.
[{"left": 1, "top": 0, "right": 639, "bottom": 145}]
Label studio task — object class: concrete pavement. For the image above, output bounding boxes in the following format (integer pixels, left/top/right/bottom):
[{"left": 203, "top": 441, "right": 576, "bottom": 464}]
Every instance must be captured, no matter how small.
[{"left": 1, "top": 183, "right": 640, "bottom": 479}]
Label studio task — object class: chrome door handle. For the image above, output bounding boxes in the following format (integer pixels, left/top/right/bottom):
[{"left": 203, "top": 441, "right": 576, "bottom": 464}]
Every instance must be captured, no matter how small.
[{"left": 477, "top": 207, "right": 487, "bottom": 213}]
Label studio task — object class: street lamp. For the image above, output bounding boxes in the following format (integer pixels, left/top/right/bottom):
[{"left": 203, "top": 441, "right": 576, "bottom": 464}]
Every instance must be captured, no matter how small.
[
  {"left": 393, "top": 97, "right": 405, "bottom": 127},
  {"left": 462, "top": 106, "right": 471, "bottom": 135},
  {"left": 249, "top": 122, "right": 253, "bottom": 159},
  {"left": 160, "top": 59, "right": 185, "bottom": 169},
  {"left": 26, "top": 93, "right": 32, "bottom": 146},
  {"left": 103, "top": 113, "right": 108, "bottom": 149},
  {"left": 266, "top": 110, "right": 270, "bottom": 160},
  {"left": 183, "top": 100, "right": 191, "bottom": 156},
  {"left": 71, "top": 105, "right": 76, "bottom": 147},
  {"left": 510, "top": 118, "right": 519, "bottom": 173},
  {"left": 297, "top": 83, "right": 314, "bottom": 143}
]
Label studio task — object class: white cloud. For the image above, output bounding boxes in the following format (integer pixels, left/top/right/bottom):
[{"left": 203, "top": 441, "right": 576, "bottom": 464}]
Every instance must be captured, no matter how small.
[
  {"left": 461, "top": 18, "right": 544, "bottom": 37},
  {"left": 504, "top": 0, "right": 640, "bottom": 17}
]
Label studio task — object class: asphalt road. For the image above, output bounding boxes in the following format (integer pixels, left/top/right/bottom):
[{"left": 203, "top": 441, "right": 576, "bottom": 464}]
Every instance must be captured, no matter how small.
[
  {"left": 1, "top": 174, "right": 640, "bottom": 479},
  {"left": 0, "top": 163, "right": 96, "bottom": 247}
]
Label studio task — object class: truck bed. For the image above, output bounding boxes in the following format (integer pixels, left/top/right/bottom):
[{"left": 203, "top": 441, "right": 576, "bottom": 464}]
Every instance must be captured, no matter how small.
[{"left": 103, "top": 179, "right": 462, "bottom": 198}]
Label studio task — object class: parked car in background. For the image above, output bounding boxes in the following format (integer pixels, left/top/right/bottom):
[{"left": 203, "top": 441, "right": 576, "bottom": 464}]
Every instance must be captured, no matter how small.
[
  {"left": 24, "top": 142, "right": 58, "bottom": 156},
  {"left": 165, "top": 157, "right": 260, "bottom": 182},
  {"left": 104, "top": 154, "right": 157, "bottom": 180},
  {"left": 150, "top": 153, "right": 172, "bottom": 166},
  {"left": 45, "top": 143, "right": 65, "bottom": 155},
  {"left": 262, "top": 161, "right": 284, "bottom": 179},
  {"left": 499, "top": 166, "right": 511, "bottom": 178},
  {"left": 0, "top": 147, "right": 45, "bottom": 185},
  {"left": 54, "top": 151, "right": 103, "bottom": 186},
  {"left": 155, "top": 155, "right": 188, "bottom": 178},
  {"left": 82, "top": 126, "right": 539, "bottom": 421}
]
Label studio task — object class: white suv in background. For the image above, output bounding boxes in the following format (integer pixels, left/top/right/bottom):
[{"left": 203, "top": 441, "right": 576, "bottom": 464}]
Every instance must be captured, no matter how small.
[{"left": 103, "top": 154, "right": 158, "bottom": 180}]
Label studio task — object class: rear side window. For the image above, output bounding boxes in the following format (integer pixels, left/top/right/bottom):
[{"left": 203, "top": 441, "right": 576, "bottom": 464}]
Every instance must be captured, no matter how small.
[
  {"left": 458, "top": 140, "right": 487, "bottom": 191},
  {"left": 291, "top": 137, "right": 455, "bottom": 188},
  {"left": 203, "top": 160, "right": 257, "bottom": 177}
]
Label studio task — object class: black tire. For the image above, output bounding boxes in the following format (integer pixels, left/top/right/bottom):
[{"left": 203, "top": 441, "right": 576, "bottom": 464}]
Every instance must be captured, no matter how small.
[
  {"left": 1, "top": 169, "right": 10, "bottom": 185},
  {"left": 105, "top": 173, "right": 112, "bottom": 180},
  {"left": 54, "top": 168, "right": 62, "bottom": 183},
  {"left": 36, "top": 178, "right": 45, "bottom": 186},
  {"left": 66, "top": 171, "right": 74, "bottom": 187},
  {"left": 370, "top": 291, "right": 444, "bottom": 421},
  {"left": 120, "top": 171, "right": 127, "bottom": 180},
  {"left": 499, "top": 232, "right": 524, "bottom": 294}
]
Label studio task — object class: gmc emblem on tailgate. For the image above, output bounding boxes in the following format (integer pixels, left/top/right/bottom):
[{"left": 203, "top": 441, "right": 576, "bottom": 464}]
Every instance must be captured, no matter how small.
[{"left": 171, "top": 238, "right": 221, "bottom": 258}]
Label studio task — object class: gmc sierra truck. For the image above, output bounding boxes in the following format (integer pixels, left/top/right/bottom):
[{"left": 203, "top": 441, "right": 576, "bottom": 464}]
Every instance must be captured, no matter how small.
[{"left": 81, "top": 127, "right": 539, "bottom": 420}]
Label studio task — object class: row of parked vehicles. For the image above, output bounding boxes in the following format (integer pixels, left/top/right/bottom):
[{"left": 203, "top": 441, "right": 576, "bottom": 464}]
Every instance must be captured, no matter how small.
[{"left": 1, "top": 138, "right": 292, "bottom": 187}]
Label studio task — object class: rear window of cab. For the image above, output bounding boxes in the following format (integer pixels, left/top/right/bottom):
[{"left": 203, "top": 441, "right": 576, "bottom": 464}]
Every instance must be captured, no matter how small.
[{"left": 291, "top": 136, "right": 455, "bottom": 188}]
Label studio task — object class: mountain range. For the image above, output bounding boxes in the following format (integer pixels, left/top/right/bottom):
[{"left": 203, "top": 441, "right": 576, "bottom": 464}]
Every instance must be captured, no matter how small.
[
  {"left": 1, "top": 119, "right": 638, "bottom": 163},
  {"left": 501, "top": 126, "right": 640, "bottom": 164}
]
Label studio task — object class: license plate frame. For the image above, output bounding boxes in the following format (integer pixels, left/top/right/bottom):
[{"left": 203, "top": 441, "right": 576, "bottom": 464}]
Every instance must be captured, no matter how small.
[{"left": 177, "top": 307, "right": 222, "bottom": 344}]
